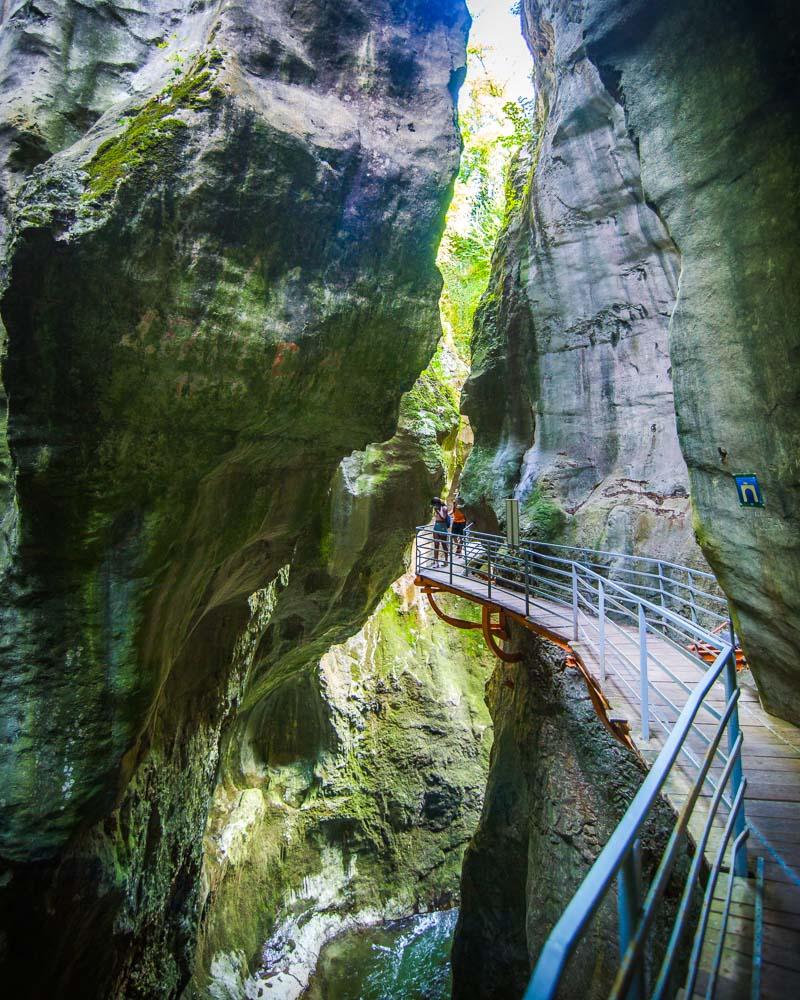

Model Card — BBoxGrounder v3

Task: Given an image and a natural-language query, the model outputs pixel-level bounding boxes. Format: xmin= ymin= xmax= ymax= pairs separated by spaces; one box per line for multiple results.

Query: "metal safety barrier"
xmin=415 ymin=524 xmax=749 ymax=999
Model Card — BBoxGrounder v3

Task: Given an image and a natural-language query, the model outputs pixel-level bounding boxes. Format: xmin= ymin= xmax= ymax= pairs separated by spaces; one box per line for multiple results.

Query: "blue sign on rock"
xmin=734 ymin=474 xmax=765 ymax=508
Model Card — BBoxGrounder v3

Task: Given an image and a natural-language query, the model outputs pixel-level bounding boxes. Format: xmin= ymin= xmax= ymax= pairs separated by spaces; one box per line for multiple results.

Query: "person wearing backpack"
xmin=450 ymin=498 xmax=467 ymax=557
xmin=431 ymin=496 xmax=450 ymax=566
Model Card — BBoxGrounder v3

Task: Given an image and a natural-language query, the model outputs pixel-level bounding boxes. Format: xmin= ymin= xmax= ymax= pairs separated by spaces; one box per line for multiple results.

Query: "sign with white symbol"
xmin=505 ymin=498 xmax=520 ymax=548
xmin=734 ymin=474 xmax=764 ymax=508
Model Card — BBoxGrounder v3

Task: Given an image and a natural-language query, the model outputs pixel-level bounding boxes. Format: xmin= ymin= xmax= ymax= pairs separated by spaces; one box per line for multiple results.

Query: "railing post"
xmin=449 ymin=533 xmax=453 ymax=586
xmin=524 ymin=548 xmax=530 ymax=617
xmin=571 ymin=563 xmax=579 ymax=641
xmin=688 ymin=571 xmax=699 ymax=624
xmin=618 ymin=838 xmax=645 ymax=1000
xmin=725 ymin=618 xmax=748 ymax=877
xmin=638 ymin=603 xmax=650 ymax=741
xmin=657 ymin=561 xmax=667 ymax=624
xmin=487 ymin=546 xmax=492 ymax=602
xmin=598 ymin=580 xmax=606 ymax=682
xmin=752 ymin=856 xmax=765 ymax=999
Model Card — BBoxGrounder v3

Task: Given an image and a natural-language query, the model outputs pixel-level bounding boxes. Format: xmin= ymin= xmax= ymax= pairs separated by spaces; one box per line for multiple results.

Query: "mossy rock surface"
xmin=83 ymin=56 xmax=222 ymax=201
xmin=194 ymin=583 xmax=494 ymax=997
xmin=0 ymin=1 xmax=469 ymax=995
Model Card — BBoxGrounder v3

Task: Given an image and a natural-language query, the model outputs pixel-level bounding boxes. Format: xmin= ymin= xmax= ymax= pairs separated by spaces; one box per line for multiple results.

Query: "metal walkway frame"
xmin=414 ymin=524 xmax=754 ymax=999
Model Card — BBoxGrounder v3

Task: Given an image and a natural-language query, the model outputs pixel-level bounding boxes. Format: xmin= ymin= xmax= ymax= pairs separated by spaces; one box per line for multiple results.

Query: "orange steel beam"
xmin=423 ymin=588 xmax=522 ymax=661
xmin=688 ymin=640 xmax=748 ymax=671
xmin=481 ymin=605 xmax=522 ymax=663
xmin=416 ymin=577 xmax=571 ymax=650
xmin=564 ymin=653 xmax=636 ymax=752
xmin=415 ymin=575 xmax=637 ymax=753
xmin=424 ymin=590 xmax=482 ymax=630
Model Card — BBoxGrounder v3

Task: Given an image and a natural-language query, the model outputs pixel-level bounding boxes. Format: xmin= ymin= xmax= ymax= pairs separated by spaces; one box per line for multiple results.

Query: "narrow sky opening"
xmin=436 ymin=1 xmax=535 ymax=374
xmin=465 ymin=0 xmax=534 ymax=107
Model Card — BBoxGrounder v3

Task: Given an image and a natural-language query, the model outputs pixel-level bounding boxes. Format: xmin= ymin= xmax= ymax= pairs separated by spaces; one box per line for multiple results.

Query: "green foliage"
xmin=437 ymin=47 xmax=535 ymax=363
xmin=522 ymin=486 xmax=565 ymax=541
xmin=400 ymin=346 xmax=460 ymax=454
xmin=438 ymin=193 xmax=503 ymax=360
xmin=500 ymin=97 xmax=537 ymax=148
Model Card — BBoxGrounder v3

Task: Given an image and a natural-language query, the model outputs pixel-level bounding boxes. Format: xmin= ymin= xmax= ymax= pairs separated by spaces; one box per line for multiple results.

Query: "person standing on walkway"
xmin=450 ymin=498 xmax=467 ymax=557
xmin=431 ymin=497 xmax=450 ymax=565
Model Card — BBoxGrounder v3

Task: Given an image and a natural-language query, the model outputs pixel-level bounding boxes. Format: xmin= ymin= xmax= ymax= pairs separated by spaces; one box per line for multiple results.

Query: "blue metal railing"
xmin=525 ymin=648 xmax=745 ymax=1000
xmin=415 ymin=524 xmax=750 ymax=998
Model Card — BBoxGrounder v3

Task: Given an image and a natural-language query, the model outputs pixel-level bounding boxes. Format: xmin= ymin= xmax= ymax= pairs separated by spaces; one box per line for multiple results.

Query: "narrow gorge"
xmin=0 ymin=2 xmax=797 ymax=999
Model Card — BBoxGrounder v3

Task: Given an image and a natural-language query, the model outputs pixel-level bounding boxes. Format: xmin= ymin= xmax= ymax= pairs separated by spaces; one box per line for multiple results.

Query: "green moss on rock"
xmin=194 ymin=582 xmax=494 ymax=996
xmin=521 ymin=484 xmax=565 ymax=541
xmin=400 ymin=349 xmax=459 ymax=439
xmin=83 ymin=57 xmax=220 ymax=200
xmin=0 ymin=2 xmax=469 ymax=994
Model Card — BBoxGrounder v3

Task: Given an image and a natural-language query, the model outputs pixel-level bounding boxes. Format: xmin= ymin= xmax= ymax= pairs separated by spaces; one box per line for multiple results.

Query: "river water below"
xmin=302 ymin=909 xmax=458 ymax=1000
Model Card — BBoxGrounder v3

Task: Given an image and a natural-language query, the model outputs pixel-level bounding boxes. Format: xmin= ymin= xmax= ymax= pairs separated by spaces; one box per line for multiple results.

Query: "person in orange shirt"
xmin=450 ymin=498 xmax=467 ymax=557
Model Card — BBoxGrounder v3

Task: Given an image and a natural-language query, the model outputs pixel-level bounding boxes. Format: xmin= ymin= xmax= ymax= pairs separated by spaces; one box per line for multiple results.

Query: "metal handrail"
xmin=526 ymin=651 xmax=747 ymax=1000
xmin=466 ymin=528 xmax=719 ymax=582
xmin=414 ymin=524 xmax=748 ymax=998
xmin=447 ymin=526 xmax=729 ymax=631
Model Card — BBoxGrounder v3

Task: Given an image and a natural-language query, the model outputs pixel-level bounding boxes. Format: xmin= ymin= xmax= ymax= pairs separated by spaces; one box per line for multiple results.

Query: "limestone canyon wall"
xmin=194 ymin=582 xmax=493 ymax=998
xmin=460 ymin=0 xmax=696 ymax=562
xmin=452 ymin=1 xmax=799 ymax=994
xmin=579 ymin=0 xmax=800 ymax=722
xmin=461 ymin=0 xmax=800 ymax=719
xmin=0 ymin=2 xmax=469 ymax=996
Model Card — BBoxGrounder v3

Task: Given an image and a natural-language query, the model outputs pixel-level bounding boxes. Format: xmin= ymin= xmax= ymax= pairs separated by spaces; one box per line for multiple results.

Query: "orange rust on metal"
xmin=415 ymin=577 xmax=572 ymax=650
xmin=481 ymin=605 xmax=522 ymax=663
xmin=415 ymin=574 xmax=637 ymax=752
xmin=424 ymin=590 xmax=482 ymax=630
xmin=687 ymin=640 xmax=748 ymax=671
xmin=565 ymin=650 xmax=637 ymax=752
xmin=492 ymin=608 xmax=513 ymax=642
xmin=701 ymin=624 xmax=749 ymax=670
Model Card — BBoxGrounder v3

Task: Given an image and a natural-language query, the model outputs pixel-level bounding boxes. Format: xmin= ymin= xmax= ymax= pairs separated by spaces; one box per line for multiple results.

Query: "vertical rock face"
xmin=462 ymin=0 xmax=800 ymax=717
xmin=0 ymin=1 xmax=468 ymax=995
xmin=577 ymin=0 xmax=800 ymax=722
xmin=453 ymin=0 xmax=799 ymax=993
xmin=451 ymin=632 xmax=687 ymax=999
xmin=460 ymin=0 xmax=697 ymax=561
xmin=194 ymin=582 xmax=493 ymax=998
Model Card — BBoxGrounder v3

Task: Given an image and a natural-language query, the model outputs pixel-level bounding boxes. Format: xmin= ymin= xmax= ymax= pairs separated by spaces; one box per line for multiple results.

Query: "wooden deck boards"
xmin=418 ymin=566 xmax=800 ymax=998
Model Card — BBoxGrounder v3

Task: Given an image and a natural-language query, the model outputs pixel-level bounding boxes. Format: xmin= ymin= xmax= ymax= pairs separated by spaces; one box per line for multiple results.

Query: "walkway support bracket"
xmin=422 ymin=588 xmax=482 ymax=631
xmin=482 ymin=605 xmax=521 ymax=663
xmin=419 ymin=580 xmax=522 ymax=663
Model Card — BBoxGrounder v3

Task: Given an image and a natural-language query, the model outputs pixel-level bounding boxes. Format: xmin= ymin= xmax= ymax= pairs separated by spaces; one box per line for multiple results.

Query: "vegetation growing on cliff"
xmin=522 ymin=484 xmax=565 ymax=540
xmin=195 ymin=585 xmax=494 ymax=996
xmin=401 ymin=349 xmax=460 ymax=442
xmin=437 ymin=45 xmax=536 ymax=362
xmin=83 ymin=52 xmax=222 ymax=200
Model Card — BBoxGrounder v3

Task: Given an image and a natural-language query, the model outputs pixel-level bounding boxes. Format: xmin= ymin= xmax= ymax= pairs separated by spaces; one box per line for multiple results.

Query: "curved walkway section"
xmin=414 ymin=526 xmax=800 ymax=999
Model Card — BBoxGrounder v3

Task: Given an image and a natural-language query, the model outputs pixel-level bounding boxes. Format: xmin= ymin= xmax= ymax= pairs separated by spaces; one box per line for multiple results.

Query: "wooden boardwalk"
xmin=418 ymin=565 xmax=800 ymax=999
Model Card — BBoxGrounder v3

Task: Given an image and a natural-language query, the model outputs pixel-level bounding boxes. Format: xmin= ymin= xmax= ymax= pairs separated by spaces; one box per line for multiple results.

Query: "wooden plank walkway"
xmin=418 ymin=565 xmax=800 ymax=998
